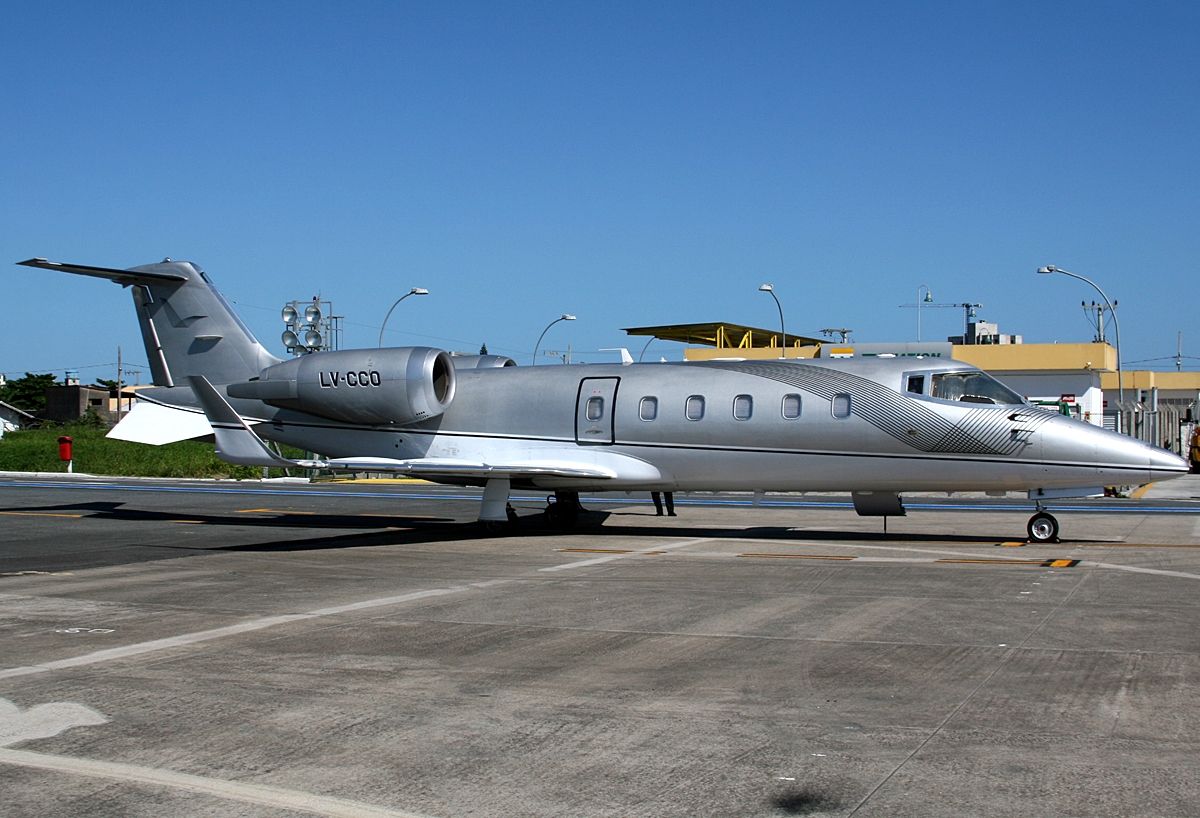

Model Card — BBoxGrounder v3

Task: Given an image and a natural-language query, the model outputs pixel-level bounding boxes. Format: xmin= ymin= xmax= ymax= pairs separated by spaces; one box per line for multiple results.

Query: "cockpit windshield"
xmin=930 ymin=371 xmax=1025 ymax=406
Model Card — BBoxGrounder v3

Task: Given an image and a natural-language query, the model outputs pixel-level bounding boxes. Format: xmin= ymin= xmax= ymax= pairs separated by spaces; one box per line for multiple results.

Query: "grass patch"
xmin=0 ymin=424 xmax=306 ymax=479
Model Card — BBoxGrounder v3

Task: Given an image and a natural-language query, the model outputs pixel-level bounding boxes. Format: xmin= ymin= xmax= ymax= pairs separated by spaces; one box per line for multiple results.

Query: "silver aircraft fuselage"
xmin=219 ymin=356 xmax=1185 ymax=494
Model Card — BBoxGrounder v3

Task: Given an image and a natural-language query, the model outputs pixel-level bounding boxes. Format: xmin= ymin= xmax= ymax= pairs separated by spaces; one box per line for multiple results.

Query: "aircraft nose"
xmin=1148 ymin=445 xmax=1190 ymax=480
xmin=1081 ymin=420 xmax=1189 ymax=485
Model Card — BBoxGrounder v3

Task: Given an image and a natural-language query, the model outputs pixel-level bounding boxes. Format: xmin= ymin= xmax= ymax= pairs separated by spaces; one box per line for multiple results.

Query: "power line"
xmin=1 ymin=362 xmax=148 ymax=378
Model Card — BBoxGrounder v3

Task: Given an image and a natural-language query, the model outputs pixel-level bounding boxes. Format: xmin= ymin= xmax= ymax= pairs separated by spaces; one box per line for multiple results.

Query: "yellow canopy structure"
xmin=622 ymin=322 xmax=822 ymax=350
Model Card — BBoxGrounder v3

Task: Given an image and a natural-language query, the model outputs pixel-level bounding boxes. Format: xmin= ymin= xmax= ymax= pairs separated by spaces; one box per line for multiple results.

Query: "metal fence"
xmin=1105 ymin=393 xmax=1197 ymax=455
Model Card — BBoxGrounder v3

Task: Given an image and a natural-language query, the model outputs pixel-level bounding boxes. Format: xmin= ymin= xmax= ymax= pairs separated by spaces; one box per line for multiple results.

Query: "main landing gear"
xmin=478 ymin=478 xmax=519 ymax=536
xmin=1027 ymin=504 xmax=1060 ymax=543
xmin=543 ymin=491 xmax=584 ymax=530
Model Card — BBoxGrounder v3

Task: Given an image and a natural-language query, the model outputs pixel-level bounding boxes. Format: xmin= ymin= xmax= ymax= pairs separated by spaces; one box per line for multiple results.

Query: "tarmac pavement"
xmin=2 ymin=474 xmax=1199 ymax=817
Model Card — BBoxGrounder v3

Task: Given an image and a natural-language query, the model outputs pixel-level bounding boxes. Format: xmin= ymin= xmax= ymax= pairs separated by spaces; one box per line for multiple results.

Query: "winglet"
xmin=187 ymin=375 xmax=295 ymax=468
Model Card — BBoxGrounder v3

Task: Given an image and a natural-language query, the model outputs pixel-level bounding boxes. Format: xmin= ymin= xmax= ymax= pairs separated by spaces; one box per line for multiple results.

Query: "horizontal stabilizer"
xmin=107 ymin=400 xmax=215 ymax=445
xmin=18 ymin=258 xmax=187 ymax=284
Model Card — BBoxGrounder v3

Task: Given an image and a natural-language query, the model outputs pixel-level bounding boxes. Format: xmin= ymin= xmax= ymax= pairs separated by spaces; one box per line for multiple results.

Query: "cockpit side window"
xmin=906 ymin=375 xmax=925 ymax=395
xmin=930 ymin=371 xmax=1024 ymax=405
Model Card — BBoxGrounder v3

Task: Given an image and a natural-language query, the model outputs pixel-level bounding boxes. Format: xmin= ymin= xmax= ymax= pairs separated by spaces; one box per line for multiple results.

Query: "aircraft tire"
xmin=1027 ymin=512 xmax=1060 ymax=543
xmin=481 ymin=519 xmax=510 ymax=536
xmin=543 ymin=502 xmax=579 ymax=530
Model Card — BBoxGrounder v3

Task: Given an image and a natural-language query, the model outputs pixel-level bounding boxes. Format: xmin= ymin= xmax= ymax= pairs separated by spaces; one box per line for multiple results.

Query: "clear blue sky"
xmin=3 ymin=2 xmax=1197 ymax=380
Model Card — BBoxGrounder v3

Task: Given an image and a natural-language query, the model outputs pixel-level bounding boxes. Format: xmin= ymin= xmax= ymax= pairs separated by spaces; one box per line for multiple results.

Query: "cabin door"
xmin=575 ymin=378 xmax=620 ymax=445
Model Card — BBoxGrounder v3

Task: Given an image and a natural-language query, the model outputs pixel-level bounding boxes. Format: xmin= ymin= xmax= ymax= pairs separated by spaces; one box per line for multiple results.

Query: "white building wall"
xmin=989 ymin=371 xmax=1104 ymax=426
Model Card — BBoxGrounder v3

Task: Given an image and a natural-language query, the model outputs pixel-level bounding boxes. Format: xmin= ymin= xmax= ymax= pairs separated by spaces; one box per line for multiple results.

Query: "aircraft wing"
xmin=187 ymin=375 xmax=617 ymax=480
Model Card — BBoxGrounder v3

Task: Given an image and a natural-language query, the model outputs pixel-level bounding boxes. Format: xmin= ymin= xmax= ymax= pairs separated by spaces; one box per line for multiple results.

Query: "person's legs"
xmin=665 ymin=492 xmax=675 ymax=516
xmin=651 ymin=492 xmax=663 ymax=515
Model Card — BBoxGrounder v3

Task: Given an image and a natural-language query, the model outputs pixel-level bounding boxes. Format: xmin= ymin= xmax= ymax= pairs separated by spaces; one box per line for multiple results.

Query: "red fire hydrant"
xmin=58 ymin=435 xmax=73 ymax=473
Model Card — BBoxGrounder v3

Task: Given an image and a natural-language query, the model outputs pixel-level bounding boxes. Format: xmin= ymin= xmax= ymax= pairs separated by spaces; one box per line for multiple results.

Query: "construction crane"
xmin=900 ymin=301 xmax=983 ymax=339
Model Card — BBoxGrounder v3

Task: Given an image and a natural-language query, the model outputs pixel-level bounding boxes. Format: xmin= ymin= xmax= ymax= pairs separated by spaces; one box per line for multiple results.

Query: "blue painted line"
xmin=0 ymin=480 xmax=490 ymax=502
xmin=1 ymin=480 xmax=1197 ymax=513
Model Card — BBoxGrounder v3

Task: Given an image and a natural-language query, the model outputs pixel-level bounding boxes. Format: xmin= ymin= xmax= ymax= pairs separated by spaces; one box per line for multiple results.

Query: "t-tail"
xmin=18 ymin=258 xmax=280 ymax=386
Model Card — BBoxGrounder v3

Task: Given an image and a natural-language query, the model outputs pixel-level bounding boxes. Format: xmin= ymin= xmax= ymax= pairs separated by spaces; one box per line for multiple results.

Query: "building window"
xmin=686 ymin=395 xmax=705 ymax=421
xmin=906 ymin=375 xmax=925 ymax=395
xmin=733 ymin=395 xmax=753 ymax=420
xmin=782 ymin=394 xmax=802 ymax=419
xmin=832 ymin=393 xmax=851 ymax=418
xmin=585 ymin=396 xmax=604 ymax=421
xmin=639 ymin=397 xmax=658 ymax=421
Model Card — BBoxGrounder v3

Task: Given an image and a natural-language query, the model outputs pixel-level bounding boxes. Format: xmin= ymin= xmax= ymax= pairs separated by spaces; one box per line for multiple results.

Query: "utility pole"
xmin=116 ymin=345 xmax=123 ymax=421
xmin=1081 ymin=300 xmax=1117 ymax=343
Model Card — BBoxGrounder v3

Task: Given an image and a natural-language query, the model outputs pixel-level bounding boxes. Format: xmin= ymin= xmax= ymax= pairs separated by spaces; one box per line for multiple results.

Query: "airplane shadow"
xmin=1 ymin=501 xmax=1063 ymax=553
xmin=0 ymin=500 xmax=455 ymax=531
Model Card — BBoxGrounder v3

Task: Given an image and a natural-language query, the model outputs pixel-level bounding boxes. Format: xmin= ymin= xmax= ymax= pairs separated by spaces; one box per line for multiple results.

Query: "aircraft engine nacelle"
xmin=227 ymin=347 xmax=455 ymax=425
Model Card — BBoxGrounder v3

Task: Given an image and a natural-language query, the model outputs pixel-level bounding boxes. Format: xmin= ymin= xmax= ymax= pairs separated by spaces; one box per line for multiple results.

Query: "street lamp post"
xmin=378 ymin=288 xmax=429 ymax=348
xmin=533 ymin=314 xmax=576 ymax=365
xmin=759 ymin=284 xmax=786 ymax=359
xmin=1037 ymin=265 xmax=1123 ymax=407
xmin=917 ymin=284 xmax=933 ymax=341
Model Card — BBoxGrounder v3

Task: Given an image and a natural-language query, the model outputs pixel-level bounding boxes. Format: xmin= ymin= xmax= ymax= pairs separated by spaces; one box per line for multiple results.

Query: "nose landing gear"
xmin=1027 ymin=505 xmax=1060 ymax=543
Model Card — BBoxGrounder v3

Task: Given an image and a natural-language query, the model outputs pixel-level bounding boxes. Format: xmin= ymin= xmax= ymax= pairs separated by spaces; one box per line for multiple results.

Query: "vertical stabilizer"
xmin=18 ymin=258 xmax=281 ymax=386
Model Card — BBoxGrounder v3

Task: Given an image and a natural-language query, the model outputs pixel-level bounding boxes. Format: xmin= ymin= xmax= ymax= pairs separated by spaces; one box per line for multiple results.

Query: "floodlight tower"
xmin=282 ymin=298 xmax=343 ymax=355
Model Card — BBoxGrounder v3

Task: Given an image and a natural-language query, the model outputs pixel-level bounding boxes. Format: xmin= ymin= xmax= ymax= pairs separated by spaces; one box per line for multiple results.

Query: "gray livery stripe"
xmin=699 ymin=361 xmax=1055 ymax=456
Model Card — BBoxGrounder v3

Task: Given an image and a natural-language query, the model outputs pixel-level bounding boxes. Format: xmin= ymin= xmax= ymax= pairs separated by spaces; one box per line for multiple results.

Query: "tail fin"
xmin=19 ymin=258 xmax=281 ymax=386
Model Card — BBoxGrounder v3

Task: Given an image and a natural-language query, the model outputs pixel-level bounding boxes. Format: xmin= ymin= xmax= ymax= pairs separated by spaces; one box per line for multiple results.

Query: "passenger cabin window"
xmin=782 ymin=394 xmax=802 ymax=419
xmin=685 ymin=395 xmax=705 ymax=421
xmin=832 ymin=393 xmax=852 ymax=419
xmin=931 ymin=372 xmax=1024 ymax=405
xmin=639 ymin=397 xmax=658 ymax=421
xmin=733 ymin=395 xmax=753 ymax=420
xmin=585 ymin=396 xmax=604 ymax=421
xmin=906 ymin=375 xmax=925 ymax=395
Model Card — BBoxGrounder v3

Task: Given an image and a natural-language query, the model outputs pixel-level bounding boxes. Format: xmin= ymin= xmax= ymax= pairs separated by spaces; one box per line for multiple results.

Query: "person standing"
xmin=651 ymin=491 xmax=676 ymax=516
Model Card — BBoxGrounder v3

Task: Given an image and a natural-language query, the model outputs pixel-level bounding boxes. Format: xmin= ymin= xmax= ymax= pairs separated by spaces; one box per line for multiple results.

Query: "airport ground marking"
xmin=738 ymin=553 xmax=856 ymax=561
xmin=0 ymin=748 xmax=435 ymax=818
xmin=1083 ymin=562 xmax=1200 ymax=581
xmin=237 ymin=508 xmax=317 ymax=514
xmin=560 ymin=548 xmax=634 ymax=554
xmin=558 ymin=548 xmax=667 ymax=555
xmin=539 ymin=538 xmax=712 ymax=572
xmin=0 ymin=581 xmax=512 ymax=680
xmin=935 ymin=558 xmax=1079 ymax=568
xmin=1130 ymin=482 xmax=1156 ymax=499
xmin=734 ymin=553 xmax=1078 ymax=567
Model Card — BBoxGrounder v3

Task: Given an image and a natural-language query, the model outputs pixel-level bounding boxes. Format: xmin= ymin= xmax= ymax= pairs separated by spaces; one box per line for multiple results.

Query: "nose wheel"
xmin=1027 ymin=511 xmax=1060 ymax=543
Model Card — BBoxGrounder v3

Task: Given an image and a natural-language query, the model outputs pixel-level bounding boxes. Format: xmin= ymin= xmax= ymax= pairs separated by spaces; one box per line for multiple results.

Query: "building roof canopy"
xmin=622 ymin=322 xmax=822 ymax=349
